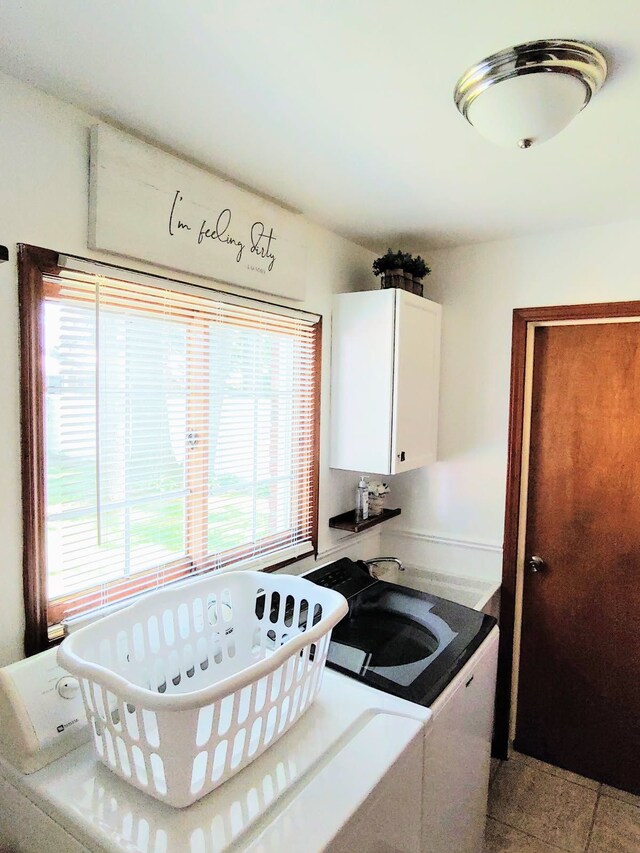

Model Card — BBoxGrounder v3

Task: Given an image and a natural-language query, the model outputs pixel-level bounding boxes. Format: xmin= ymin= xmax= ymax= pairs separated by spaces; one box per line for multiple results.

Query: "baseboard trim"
xmin=381 ymin=526 xmax=503 ymax=584
xmin=386 ymin=527 xmax=503 ymax=553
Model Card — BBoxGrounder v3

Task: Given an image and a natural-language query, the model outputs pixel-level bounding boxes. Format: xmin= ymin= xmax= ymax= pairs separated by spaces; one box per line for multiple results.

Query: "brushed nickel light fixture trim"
xmin=454 ymin=39 xmax=607 ymax=149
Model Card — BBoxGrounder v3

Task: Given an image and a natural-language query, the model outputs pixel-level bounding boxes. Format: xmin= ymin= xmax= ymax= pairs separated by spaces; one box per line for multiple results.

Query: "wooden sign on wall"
xmin=89 ymin=126 xmax=307 ymax=301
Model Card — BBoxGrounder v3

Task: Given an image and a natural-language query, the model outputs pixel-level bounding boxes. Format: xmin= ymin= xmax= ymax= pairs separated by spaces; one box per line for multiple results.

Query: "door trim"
xmin=494 ymin=300 xmax=640 ymax=758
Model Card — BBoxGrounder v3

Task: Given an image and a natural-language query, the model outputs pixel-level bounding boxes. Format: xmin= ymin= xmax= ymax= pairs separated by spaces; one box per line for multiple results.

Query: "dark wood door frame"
xmin=494 ymin=299 xmax=640 ymax=759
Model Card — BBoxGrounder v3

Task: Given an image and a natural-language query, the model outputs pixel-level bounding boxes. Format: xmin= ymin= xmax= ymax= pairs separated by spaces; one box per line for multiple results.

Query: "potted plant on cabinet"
xmin=402 ymin=254 xmax=431 ymax=296
xmin=372 ymin=249 xmax=431 ymax=296
xmin=372 ymin=249 xmax=407 ymax=290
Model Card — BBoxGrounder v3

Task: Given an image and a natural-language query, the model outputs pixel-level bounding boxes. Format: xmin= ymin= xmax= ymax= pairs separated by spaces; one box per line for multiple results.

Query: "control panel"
xmin=0 ymin=647 xmax=89 ymax=774
xmin=305 ymin=558 xmax=377 ymax=600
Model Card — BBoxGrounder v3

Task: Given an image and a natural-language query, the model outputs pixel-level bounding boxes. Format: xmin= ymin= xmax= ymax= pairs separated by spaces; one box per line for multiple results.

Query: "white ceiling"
xmin=1 ymin=1 xmax=638 ymax=250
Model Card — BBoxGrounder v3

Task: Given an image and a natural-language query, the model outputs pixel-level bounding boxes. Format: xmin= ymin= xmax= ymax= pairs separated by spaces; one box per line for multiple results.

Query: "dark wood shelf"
xmin=328 ymin=507 xmax=401 ymax=533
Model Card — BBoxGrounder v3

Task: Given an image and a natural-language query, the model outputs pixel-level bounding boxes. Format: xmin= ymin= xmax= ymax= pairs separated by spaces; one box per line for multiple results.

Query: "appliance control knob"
xmin=56 ymin=676 xmax=80 ymax=700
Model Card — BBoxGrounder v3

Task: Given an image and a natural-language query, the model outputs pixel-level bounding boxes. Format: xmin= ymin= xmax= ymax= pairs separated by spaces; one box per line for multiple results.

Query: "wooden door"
xmin=515 ymin=321 xmax=640 ymax=792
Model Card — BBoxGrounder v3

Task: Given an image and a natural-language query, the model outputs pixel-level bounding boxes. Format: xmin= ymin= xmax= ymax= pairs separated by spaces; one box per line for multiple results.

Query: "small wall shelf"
xmin=328 ymin=507 xmax=401 ymax=533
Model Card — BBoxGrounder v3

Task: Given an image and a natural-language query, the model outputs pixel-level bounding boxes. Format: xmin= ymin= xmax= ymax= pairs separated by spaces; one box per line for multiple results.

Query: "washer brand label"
xmin=56 ymin=718 xmax=79 ymax=734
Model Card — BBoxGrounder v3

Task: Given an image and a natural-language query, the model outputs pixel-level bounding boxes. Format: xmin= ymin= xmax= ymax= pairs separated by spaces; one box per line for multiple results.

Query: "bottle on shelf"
xmin=355 ymin=474 xmax=369 ymax=522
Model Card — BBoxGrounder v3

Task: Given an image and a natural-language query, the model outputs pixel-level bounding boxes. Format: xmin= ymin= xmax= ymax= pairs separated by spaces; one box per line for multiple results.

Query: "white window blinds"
xmin=42 ymin=270 xmax=320 ymax=630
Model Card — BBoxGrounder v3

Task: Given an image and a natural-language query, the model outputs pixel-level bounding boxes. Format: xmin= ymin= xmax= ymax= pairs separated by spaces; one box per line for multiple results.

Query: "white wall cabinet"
xmin=330 ymin=289 xmax=441 ymax=475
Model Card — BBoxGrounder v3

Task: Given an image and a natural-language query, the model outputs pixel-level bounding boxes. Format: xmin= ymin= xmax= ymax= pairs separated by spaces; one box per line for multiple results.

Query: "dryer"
xmin=0 ymin=650 xmax=430 ymax=853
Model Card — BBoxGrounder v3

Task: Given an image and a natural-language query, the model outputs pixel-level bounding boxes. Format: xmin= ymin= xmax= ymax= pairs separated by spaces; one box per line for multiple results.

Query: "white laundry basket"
xmin=58 ymin=570 xmax=347 ymax=807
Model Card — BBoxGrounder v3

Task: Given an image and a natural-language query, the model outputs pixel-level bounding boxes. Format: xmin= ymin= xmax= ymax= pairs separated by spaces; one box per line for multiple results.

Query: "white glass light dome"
xmin=454 ymin=40 xmax=607 ymax=149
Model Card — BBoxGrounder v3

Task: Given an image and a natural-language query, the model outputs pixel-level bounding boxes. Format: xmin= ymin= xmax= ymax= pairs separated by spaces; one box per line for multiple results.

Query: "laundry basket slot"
xmin=58 ymin=570 xmax=347 ymax=807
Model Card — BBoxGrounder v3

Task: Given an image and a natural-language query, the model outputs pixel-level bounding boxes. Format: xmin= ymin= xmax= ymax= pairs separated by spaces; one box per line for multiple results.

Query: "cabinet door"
xmin=329 ymin=290 xmax=396 ymax=474
xmin=391 ymin=291 xmax=441 ymax=474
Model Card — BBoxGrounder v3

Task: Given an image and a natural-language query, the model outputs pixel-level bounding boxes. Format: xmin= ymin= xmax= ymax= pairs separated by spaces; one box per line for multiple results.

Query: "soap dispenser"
xmin=355 ymin=475 xmax=369 ymax=522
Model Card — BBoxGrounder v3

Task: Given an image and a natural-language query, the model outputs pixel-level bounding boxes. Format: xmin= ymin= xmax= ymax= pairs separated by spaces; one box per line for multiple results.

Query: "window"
xmin=19 ymin=246 xmax=320 ymax=653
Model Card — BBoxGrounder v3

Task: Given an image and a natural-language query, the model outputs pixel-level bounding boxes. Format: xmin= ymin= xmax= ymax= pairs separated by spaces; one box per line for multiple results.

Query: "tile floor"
xmin=485 ymin=750 xmax=640 ymax=852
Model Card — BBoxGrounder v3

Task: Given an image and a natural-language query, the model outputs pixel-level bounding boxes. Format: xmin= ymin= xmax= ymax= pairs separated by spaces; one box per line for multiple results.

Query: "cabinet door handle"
xmin=397 ymin=451 xmax=406 ymax=461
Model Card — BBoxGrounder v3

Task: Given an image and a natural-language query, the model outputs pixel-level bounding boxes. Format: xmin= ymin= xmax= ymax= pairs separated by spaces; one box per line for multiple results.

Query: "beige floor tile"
xmin=511 ymin=751 xmax=600 ymax=791
xmin=485 ymin=818 xmax=567 ymax=852
xmin=490 ymin=757 xmax=502 ymax=783
xmin=488 ymin=759 xmax=598 ymax=852
xmin=600 ymin=784 xmax=640 ymax=808
xmin=588 ymin=795 xmax=640 ymax=852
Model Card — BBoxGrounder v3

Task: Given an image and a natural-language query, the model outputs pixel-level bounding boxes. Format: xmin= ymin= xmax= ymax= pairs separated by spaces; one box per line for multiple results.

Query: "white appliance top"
xmin=0 ymin=670 xmax=430 ymax=853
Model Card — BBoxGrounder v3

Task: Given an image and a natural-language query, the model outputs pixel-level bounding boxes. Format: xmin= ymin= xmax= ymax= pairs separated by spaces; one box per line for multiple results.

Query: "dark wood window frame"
xmin=495 ymin=299 xmax=640 ymax=758
xmin=19 ymin=244 xmax=321 ymax=656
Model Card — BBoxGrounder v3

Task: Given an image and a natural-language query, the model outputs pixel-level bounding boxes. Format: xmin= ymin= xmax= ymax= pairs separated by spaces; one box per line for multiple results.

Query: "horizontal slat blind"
xmin=42 ymin=273 xmax=319 ymax=630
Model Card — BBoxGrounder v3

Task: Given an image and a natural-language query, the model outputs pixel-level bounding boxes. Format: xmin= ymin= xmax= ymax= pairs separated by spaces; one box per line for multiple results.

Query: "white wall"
xmin=384 ymin=219 xmax=640 ymax=581
xmin=0 ymin=72 xmax=378 ymax=665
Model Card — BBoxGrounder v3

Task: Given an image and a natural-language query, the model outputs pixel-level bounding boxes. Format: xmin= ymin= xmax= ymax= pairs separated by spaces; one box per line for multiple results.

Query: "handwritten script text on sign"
xmin=168 ymin=190 xmax=277 ymax=271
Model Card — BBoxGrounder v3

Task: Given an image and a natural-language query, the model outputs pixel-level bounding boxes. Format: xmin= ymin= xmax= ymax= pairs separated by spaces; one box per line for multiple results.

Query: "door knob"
xmin=527 ymin=555 xmax=546 ymax=573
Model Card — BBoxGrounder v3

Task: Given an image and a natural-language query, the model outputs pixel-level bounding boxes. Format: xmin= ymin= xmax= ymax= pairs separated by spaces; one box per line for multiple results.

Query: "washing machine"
xmin=0 ymin=648 xmax=430 ymax=853
xmin=305 ymin=558 xmax=499 ymax=853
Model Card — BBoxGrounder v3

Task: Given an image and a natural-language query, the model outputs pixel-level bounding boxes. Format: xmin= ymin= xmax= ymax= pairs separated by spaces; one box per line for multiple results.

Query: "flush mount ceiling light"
xmin=454 ymin=39 xmax=607 ymax=149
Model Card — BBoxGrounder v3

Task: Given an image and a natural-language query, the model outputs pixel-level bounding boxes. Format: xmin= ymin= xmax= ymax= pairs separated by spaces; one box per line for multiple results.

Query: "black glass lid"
xmin=306 ymin=559 xmax=496 ymax=706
